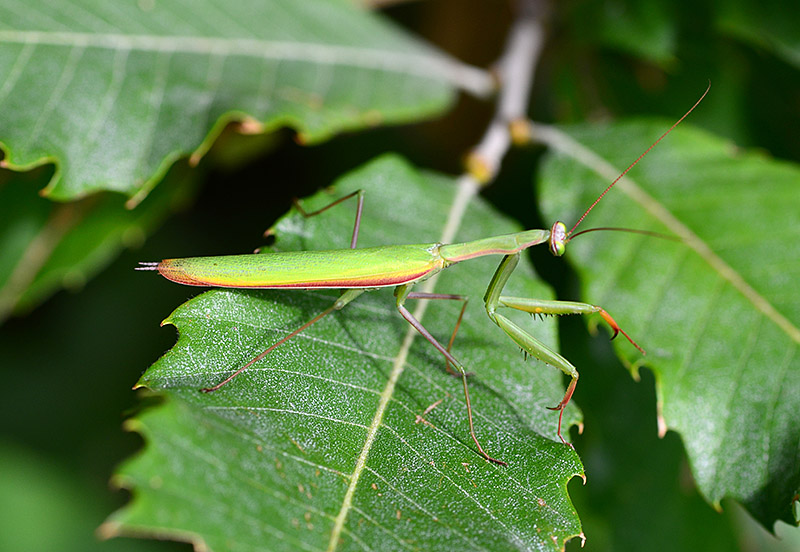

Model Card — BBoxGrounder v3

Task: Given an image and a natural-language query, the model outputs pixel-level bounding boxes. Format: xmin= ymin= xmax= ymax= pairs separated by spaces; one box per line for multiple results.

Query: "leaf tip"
xmin=236 ymin=118 xmax=265 ymax=135
xmin=188 ymin=152 xmax=202 ymax=167
xmin=159 ymin=316 xmax=175 ymax=328
xmin=122 ymin=417 xmax=144 ymax=433
xmin=657 ymin=399 xmax=667 ymax=438
xmin=96 ymin=520 xmax=121 ymax=541
xmin=125 ymin=189 xmax=148 ymax=210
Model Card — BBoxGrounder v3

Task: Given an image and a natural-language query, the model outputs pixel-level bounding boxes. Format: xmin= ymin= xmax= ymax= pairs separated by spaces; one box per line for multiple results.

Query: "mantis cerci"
xmin=138 ymin=88 xmax=708 ymax=465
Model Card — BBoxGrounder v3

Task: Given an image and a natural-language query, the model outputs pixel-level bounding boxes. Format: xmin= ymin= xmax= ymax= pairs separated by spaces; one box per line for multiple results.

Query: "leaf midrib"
xmin=327 ymin=179 xmax=481 ymax=551
xmin=0 ymin=30 xmax=491 ymax=94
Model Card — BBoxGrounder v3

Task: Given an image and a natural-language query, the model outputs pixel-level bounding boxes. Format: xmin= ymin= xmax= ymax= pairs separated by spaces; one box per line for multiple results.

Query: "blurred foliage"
xmin=0 ymin=0 xmax=798 ymax=550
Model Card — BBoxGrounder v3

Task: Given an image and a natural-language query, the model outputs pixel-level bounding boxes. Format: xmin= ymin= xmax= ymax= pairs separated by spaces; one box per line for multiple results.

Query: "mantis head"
xmin=548 ymin=221 xmax=567 ymax=257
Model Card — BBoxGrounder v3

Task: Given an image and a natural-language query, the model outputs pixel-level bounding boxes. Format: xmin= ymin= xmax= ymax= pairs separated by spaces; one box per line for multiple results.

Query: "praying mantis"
xmin=138 ymin=88 xmax=708 ymax=466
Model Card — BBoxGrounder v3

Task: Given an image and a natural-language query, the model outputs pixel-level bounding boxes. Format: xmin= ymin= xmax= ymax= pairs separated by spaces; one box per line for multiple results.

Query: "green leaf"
xmin=107 ymin=156 xmax=585 ymax=550
xmin=0 ymin=0 xmax=486 ymax=202
xmin=537 ymin=121 xmax=800 ymax=529
xmin=0 ymin=164 xmax=195 ymax=323
xmin=570 ymin=0 xmax=676 ymax=65
xmin=715 ymin=0 xmax=800 ymax=69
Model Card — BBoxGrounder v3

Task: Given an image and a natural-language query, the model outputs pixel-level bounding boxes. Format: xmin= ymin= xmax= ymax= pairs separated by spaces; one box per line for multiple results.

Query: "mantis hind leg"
xmin=202 ymin=288 xmax=365 ymax=392
xmin=293 ymin=189 xmax=365 ymax=249
xmin=484 ymin=254 xmax=643 ymax=445
xmin=396 ymin=285 xmax=506 ymax=466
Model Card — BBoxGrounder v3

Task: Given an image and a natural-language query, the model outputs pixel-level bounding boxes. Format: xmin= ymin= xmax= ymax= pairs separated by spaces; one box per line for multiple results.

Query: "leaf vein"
xmin=348 ymin=506 xmax=417 ymax=551
xmin=84 ymin=46 xmax=130 ymax=149
xmin=712 ymin=307 xmax=763 ymax=495
xmin=23 ymin=44 xmax=86 ymax=148
xmin=0 ymin=41 xmax=35 ymax=107
xmin=764 ymin=343 xmax=798 ymax=486
xmin=134 ymin=49 xmax=172 ymax=185
xmin=675 ymin=276 xmax=724 ymax=383
xmin=362 ymin=467 xmax=487 ymax=549
xmin=164 ymin=432 xmax=328 ymax=552
xmin=204 ymin=409 xmax=352 ymax=479
xmin=0 ymin=30 xmax=492 ymax=94
xmin=205 ymin=405 xmax=370 ymax=430
xmin=637 ymin=246 xmax=690 ymax=338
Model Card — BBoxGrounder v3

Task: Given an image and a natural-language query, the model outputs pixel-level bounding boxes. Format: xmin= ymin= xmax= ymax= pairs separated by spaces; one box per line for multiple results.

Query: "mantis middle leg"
xmin=396 ymin=284 xmax=506 ymax=466
xmin=483 ymin=254 xmax=643 ymax=444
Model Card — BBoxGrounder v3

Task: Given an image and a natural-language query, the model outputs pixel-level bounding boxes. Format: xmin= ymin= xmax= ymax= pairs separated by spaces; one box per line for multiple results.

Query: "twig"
xmin=412 ymin=0 xmax=548 ymax=313
xmin=443 ymin=0 xmax=548 ymax=245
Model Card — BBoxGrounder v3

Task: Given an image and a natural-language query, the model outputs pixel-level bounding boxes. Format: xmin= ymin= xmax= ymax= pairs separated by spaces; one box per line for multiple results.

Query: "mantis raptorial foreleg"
xmin=396 ymin=284 xmax=506 ymax=465
xmin=483 ymin=254 xmax=643 ymax=444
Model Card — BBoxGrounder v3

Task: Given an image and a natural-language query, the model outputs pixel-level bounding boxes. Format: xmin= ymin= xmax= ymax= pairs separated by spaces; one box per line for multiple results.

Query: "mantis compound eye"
xmin=549 ymin=221 xmax=567 ymax=257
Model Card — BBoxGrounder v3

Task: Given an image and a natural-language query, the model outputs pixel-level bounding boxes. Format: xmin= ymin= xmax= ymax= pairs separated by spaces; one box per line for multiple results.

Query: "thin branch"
xmin=446 ymin=0 xmax=548 ymax=244
xmin=421 ymin=0 xmax=548 ymax=286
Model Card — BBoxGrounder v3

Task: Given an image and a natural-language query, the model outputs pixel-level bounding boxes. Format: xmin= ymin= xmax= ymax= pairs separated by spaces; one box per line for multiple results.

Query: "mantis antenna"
xmin=567 ymin=82 xmax=711 ymax=239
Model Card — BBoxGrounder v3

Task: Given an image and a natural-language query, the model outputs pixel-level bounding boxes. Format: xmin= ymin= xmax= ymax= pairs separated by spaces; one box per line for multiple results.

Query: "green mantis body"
xmin=139 ymin=88 xmax=707 ymax=465
xmin=138 ymin=195 xmax=639 ymax=465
